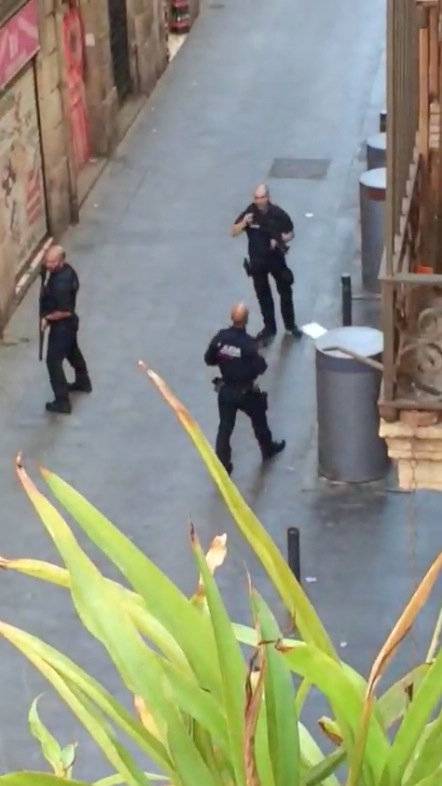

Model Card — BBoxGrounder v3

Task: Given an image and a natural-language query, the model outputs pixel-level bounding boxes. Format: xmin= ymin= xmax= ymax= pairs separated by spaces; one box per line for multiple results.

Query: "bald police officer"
xmin=40 ymin=245 xmax=91 ymax=414
xmin=205 ymin=303 xmax=285 ymax=473
xmin=231 ymin=184 xmax=302 ymax=345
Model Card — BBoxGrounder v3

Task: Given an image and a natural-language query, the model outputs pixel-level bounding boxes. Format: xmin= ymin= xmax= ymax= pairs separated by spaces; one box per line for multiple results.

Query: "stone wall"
xmin=380 ymin=410 xmax=442 ymax=491
xmin=127 ymin=0 xmax=168 ymax=95
xmin=36 ymin=0 xmax=71 ymax=236
xmin=79 ymin=0 xmax=118 ymax=157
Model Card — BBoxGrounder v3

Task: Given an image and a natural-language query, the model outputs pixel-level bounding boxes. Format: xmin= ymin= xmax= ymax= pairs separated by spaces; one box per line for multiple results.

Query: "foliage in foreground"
xmin=0 ymin=363 xmax=440 ymax=786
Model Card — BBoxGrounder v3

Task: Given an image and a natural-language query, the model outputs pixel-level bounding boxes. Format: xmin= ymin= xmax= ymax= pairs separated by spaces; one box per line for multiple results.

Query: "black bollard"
xmin=287 ymin=527 xmax=301 ymax=583
xmin=341 ymin=274 xmax=352 ymax=326
xmin=379 ymin=110 xmax=387 ymax=133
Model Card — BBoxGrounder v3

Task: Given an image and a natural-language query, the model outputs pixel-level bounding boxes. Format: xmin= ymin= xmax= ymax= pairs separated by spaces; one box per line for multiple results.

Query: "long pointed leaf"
xmin=191 ymin=527 xmax=247 ymax=786
xmin=0 ymin=620 xmax=171 ymax=773
xmin=0 ymin=556 xmax=192 ymax=676
xmin=252 ymin=590 xmax=300 ymax=786
xmin=140 ymin=364 xmax=337 ymax=660
xmin=405 ymin=714 xmax=442 ymax=786
xmin=17 ymin=462 xmax=220 ymax=786
xmin=0 ymin=775 xmax=91 ymax=786
xmin=3 ymin=644 xmax=151 ymax=786
xmin=41 ymin=467 xmax=220 ymax=695
xmin=281 ymin=642 xmax=389 ymax=785
xmin=298 ymin=724 xmax=342 ymax=786
xmin=380 ymin=649 xmax=442 ymax=786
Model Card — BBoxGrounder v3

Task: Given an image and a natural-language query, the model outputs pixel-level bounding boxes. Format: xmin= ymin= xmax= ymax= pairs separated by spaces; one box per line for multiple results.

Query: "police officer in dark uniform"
xmin=40 ymin=244 xmax=91 ymax=414
xmin=231 ymin=184 xmax=302 ymax=345
xmin=204 ymin=302 xmax=285 ymax=473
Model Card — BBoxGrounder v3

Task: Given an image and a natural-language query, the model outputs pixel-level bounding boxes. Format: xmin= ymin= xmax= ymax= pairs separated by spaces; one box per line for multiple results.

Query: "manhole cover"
xmin=269 ymin=158 xmax=330 ymax=180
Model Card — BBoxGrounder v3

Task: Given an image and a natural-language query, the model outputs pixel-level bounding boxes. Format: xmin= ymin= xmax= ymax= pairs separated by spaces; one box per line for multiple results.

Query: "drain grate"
xmin=208 ymin=3 xmax=225 ymax=7
xmin=269 ymin=158 xmax=330 ymax=180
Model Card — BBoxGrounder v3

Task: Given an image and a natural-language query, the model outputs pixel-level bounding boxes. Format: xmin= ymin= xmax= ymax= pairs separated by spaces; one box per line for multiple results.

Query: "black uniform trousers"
xmin=252 ymin=254 xmax=295 ymax=333
xmin=47 ymin=317 xmax=89 ymax=402
xmin=216 ymin=384 xmax=273 ymax=469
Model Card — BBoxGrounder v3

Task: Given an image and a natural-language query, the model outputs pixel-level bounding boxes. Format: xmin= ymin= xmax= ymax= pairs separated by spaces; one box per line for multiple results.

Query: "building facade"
xmin=0 ymin=0 xmax=198 ymax=333
xmin=380 ymin=0 xmax=442 ymax=489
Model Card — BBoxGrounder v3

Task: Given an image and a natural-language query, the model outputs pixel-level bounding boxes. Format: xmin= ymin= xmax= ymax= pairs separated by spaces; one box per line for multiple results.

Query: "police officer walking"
xmin=204 ymin=302 xmax=285 ymax=473
xmin=40 ymin=244 xmax=92 ymax=414
xmin=231 ymin=184 xmax=302 ymax=345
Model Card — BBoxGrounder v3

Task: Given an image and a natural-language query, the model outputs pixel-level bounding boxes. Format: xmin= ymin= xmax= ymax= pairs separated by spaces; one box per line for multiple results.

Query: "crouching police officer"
xmin=40 ymin=245 xmax=92 ymax=414
xmin=204 ymin=302 xmax=285 ymax=474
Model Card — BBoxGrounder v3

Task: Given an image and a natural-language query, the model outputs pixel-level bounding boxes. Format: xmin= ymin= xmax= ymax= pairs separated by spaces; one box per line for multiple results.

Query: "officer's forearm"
xmin=46 ymin=310 xmax=72 ymax=322
xmin=231 ymin=221 xmax=246 ymax=238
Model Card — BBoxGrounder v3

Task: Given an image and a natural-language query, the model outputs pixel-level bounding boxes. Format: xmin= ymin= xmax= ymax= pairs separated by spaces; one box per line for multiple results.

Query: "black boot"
xmin=262 ymin=440 xmax=286 ymax=460
xmin=255 ymin=327 xmax=276 ymax=347
xmin=69 ymin=378 xmax=92 ymax=393
xmin=46 ymin=399 xmax=71 ymax=414
xmin=287 ymin=325 xmax=303 ymax=339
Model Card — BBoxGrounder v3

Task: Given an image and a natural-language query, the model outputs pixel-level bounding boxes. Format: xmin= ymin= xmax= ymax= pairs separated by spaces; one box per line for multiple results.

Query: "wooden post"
xmin=381 ymin=279 xmax=396 ymax=403
xmin=54 ymin=0 xmax=80 ymax=225
xmin=429 ymin=5 xmax=439 ymax=99
xmin=419 ymin=26 xmax=430 ymax=161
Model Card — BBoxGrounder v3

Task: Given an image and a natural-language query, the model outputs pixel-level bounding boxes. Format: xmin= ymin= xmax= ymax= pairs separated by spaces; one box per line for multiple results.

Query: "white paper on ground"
xmin=302 ymin=322 xmax=327 ymax=339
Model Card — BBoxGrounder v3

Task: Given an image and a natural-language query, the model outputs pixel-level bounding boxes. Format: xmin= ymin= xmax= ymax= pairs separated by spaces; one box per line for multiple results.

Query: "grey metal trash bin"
xmin=366 ymin=132 xmax=386 ymax=170
xmin=316 ymin=327 xmax=389 ymax=482
xmin=359 ymin=167 xmax=386 ymax=293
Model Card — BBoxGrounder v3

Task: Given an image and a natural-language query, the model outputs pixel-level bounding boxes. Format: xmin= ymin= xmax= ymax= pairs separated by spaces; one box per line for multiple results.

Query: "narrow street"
xmin=0 ymin=0 xmax=440 ymax=777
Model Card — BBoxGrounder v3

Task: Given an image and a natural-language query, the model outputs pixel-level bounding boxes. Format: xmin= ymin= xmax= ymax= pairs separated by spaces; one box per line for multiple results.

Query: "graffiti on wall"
xmin=0 ymin=66 xmax=47 ymax=276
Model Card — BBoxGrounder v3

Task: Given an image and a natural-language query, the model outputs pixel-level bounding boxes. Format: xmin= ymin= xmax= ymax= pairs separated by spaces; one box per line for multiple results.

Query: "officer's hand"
xmin=243 ymin=213 xmax=254 ymax=227
xmin=270 ymin=239 xmax=278 ymax=249
xmin=41 ymin=317 xmax=48 ymax=332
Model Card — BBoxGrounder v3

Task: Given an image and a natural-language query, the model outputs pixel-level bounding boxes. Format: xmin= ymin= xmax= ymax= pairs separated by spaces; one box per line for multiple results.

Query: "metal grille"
xmin=268 ymin=158 xmax=330 ymax=180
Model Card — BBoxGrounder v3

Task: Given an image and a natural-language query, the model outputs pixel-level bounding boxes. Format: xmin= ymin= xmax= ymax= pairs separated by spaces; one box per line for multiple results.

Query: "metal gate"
xmin=108 ymin=0 xmax=131 ymax=101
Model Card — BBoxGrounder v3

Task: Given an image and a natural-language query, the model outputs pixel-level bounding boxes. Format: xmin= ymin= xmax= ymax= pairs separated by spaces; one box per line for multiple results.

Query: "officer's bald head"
xmin=231 ymin=302 xmax=249 ymax=328
xmin=253 ymin=183 xmax=270 ymax=210
xmin=45 ymin=245 xmax=66 ymax=271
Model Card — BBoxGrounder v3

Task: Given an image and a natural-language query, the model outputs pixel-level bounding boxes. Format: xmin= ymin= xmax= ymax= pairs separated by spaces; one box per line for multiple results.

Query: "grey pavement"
xmin=0 ymin=0 xmax=441 ymax=778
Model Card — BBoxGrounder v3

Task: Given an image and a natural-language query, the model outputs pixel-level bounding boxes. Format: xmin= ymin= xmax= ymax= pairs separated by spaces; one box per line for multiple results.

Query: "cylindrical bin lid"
xmin=366 ymin=132 xmax=386 ymax=170
xmin=359 ymin=167 xmax=386 ymax=293
xmin=315 ymin=326 xmax=389 ymax=482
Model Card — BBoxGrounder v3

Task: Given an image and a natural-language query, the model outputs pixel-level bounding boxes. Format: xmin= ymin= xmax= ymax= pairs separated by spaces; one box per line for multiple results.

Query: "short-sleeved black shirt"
xmin=41 ymin=263 xmax=79 ymax=318
xmin=204 ymin=326 xmax=267 ymax=384
xmin=235 ymin=202 xmax=294 ymax=263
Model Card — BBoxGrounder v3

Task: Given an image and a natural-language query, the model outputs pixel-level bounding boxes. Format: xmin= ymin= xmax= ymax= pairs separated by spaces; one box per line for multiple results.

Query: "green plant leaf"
xmin=28 ymin=696 xmax=64 ymax=776
xmin=380 ymin=649 xmax=442 ymax=786
xmin=17 ymin=464 xmax=221 ymax=786
xmin=281 ymin=642 xmax=389 ymax=786
xmin=60 ymin=743 xmax=77 ymax=774
xmin=402 ymin=711 xmax=442 ymax=785
xmin=0 ymin=775 xmax=91 ymax=786
xmin=252 ymin=590 xmax=300 ymax=786
xmin=141 ymin=364 xmax=337 ymax=660
xmin=298 ymin=723 xmax=343 ymax=786
xmin=376 ymin=664 xmax=429 ymax=730
xmin=94 ymin=776 xmax=170 ymax=786
xmin=191 ymin=527 xmax=246 ymax=786
xmin=0 ymin=620 xmax=171 ymax=773
xmin=0 ymin=556 xmax=192 ymax=677
xmin=254 ymin=697 xmax=276 ymax=786
xmin=41 ymin=468 xmax=220 ymax=696
xmin=409 ymin=771 xmax=442 ymax=786
xmin=4 ymin=642 xmax=151 ymax=786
